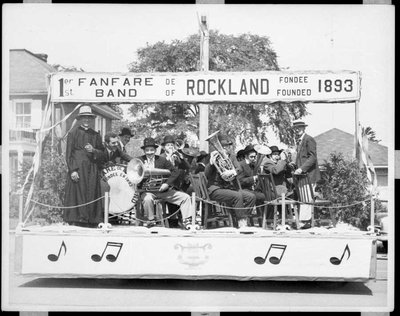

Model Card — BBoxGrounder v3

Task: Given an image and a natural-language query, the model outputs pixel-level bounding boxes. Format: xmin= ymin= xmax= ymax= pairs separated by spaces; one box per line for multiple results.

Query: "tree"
xmin=127 ymin=30 xmax=307 ymax=147
xmin=318 ymin=153 xmax=383 ymax=230
xmin=362 ymin=126 xmax=381 ymax=143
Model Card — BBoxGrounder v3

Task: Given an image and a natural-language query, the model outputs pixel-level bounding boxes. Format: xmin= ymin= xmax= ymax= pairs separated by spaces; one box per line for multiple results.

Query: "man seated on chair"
xmin=137 ymin=137 xmax=193 ymax=229
xmin=205 ymin=134 xmax=256 ymax=228
xmin=262 ymin=145 xmax=292 ymax=197
xmin=237 ymin=144 xmax=266 ymax=206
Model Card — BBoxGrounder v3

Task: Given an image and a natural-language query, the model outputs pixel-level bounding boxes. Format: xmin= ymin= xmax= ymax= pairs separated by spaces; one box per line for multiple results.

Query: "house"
xmin=314 ymin=128 xmax=388 ymax=200
xmin=9 ymin=49 xmax=122 ymax=186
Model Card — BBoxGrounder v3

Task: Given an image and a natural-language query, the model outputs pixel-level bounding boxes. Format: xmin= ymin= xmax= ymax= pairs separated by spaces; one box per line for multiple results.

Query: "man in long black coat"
xmin=63 ymin=105 xmax=104 ymax=227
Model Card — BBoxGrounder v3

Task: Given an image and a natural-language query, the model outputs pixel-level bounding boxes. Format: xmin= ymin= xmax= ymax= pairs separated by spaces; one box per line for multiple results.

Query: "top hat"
xmin=242 ymin=144 xmax=257 ymax=155
xmin=161 ymin=135 xmax=175 ymax=146
xmin=119 ymin=127 xmax=134 ymax=137
xmin=218 ymin=135 xmax=233 ymax=146
xmin=269 ymin=145 xmax=283 ymax=154
xmin=77 ymin=105 xmax=96 ymax=118
xmin=292 ymin=119 xmax=308 ymax=128
xmin=141 ymin=137 xmax=159 ymax=149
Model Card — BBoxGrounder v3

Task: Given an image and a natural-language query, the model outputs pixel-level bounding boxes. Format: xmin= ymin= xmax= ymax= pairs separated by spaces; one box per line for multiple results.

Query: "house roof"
xmin=314 ymin=128 xmax=388 ymax=167
xmin=10 ymin=49 xmax=56 ymax=95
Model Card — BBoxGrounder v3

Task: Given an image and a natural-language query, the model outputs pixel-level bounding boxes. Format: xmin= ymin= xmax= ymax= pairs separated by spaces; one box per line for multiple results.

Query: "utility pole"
xmin=198 ymin=14 xmax=209 ymax=152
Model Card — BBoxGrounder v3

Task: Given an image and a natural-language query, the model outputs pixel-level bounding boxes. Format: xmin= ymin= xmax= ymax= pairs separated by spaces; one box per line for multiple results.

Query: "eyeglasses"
xmin=248 ymin=155 xmax=257 ymax=159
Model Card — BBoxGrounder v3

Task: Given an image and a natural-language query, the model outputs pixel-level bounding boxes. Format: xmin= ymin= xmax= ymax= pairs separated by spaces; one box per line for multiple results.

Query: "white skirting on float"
xmin=14 ymin=225 xmax=377 ymax=282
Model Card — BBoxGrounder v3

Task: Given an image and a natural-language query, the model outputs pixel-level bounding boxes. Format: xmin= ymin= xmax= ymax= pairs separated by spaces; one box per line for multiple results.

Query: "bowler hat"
xmin=242 ymin=144 xmax=257 ymax=155
xmin=236 ymin=149 xmax=246 ymax=160
xmin=269 ymin=146 xmax=283 ymax=154
xmin=292 ymin=119 xmax=308 ymax=128
xmin=119 ymin=127 xmax=134 ymax=137
xmin=141 ymin=137 xmax=159 ymax=149
xmin=161 ymin=135 xmax=175 ymax=146
xmin=76 ymin=105 xmax=96 ymax=118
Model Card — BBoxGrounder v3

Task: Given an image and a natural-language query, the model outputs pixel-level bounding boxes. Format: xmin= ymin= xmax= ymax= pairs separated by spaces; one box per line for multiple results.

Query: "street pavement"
xmin=3 ymin=232 xmax=392 ymax=312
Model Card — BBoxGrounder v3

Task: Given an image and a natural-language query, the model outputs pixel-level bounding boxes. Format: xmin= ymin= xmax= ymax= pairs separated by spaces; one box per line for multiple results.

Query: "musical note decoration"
xmin=91 ymin=242 xmax=123 ymax=262
xmin=254 ymin=244 xmax=287 ymax=265
xmin=330 ymin=244 xmax=351 ymax=265
xmin=47 ymin=241 xmax=67 ymax=262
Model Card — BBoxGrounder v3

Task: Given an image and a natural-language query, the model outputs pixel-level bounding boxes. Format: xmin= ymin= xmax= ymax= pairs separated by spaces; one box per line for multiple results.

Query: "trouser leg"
xmin=141 ymin=192 xmax=156 ymax=220
xmin=155 ymin=189 xmax=192 ymax=219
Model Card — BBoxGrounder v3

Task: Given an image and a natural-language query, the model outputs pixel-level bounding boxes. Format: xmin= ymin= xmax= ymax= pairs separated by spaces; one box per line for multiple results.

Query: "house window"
xmin=15 ymin=101 xmax=31 ymax=129
xmin=95 ymin=116 xmax=106 ymax=141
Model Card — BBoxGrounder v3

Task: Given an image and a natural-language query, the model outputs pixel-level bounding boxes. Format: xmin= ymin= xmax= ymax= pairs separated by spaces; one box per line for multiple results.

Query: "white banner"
xmin=50 ymin=71 xmax=360 ymax=103
xmin=17 ymin=232 xmax=375 ymax=281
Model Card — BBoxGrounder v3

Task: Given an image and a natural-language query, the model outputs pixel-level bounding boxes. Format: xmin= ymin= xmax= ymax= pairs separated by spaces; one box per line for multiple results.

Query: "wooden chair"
xmin=135 ymin=191 xmax=169 ymax=227
xmin=189 ymin=172 xmax=234 ymax=229
xmin=257 ymin=173 xmax=299 ymax=229
xmin=293 ymin=173 xmax=333 ymax=227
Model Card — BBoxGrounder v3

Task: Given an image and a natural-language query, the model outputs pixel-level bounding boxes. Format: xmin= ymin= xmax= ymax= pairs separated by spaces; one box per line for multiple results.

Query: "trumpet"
xmin=175 ymin=139 xmax=185 ymax=151
xmin=282 ymin=147 xmax=297 ymax=164
xmin=205 ymin=130 xmax=237 ymax=182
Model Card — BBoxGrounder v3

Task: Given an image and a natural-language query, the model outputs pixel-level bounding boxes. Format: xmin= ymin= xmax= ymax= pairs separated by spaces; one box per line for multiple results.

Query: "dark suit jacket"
xmin=93 ymin=146 xmax=132 ymax=169
xmin=237 ymin=160 xmax=257 ymax=190
xmin=295 ymin=133 xmax=321 ymax=184
xmin=262 ymin=157 xmax=290 ymax=187
xmin=204 ymin=153 xmax=241 ymax=193
xmin=137 ymin=155 xmax=180 ymax=188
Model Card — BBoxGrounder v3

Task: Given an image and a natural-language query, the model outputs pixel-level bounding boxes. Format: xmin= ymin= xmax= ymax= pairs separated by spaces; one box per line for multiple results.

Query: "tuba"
xmin=205 ymin=130 xmax=237 ymax=182
xmin=126 ymin=158 xmax=171 ymax=192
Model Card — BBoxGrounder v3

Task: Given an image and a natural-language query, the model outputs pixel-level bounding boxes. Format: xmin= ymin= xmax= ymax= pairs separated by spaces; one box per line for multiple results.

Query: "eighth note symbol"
xmin=330 ymin=244 xmax=351 ymax=265
xmin=91 ymin=242 xmax=123 ymax=262
xmin=48 ymin=241 xmax=67 ymax=262
xmin=254 ymin=244 xmax=287 ymax=265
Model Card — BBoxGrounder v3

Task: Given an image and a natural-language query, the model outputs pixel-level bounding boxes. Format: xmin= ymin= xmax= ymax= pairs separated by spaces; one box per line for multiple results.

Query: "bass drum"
xmin=103 ymin=164 xmax=136 ymax=215
xmin=107 ymin=175 xmax=136 ymax=215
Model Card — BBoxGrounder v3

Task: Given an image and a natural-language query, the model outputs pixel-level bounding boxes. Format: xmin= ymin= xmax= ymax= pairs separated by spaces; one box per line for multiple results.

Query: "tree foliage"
xmin=127 ymin=30 xmax=307 ymax=147
xmin=10 ymin=137 xmax=68 ymax=225
xmin=318 ymin=153 xmax=383 ymax=230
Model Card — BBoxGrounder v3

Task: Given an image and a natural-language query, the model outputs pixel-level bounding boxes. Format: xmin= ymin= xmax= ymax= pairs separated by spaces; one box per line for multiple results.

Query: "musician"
xmin=119 ymin=127 xmax=134 ymax=153
xmin=93 ymin=132 xmax=133 ymax=169
xmin=262 ymin=145 xmax=292 ymax=196
xmin=160 ymin=135 xmax=190 ymax=190
xmin=237 ymin=145 xmax=266 ymax=205
xmin=137 ymin=137 xmax=193 ymax=229
xmin=194 ymin=150 xmax=209 ymax=174
xmin=205 ymin=134 xmax=256 ymax=228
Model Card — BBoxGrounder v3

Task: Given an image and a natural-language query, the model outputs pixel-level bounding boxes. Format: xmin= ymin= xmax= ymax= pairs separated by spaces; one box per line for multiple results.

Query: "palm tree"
xmin=361 ymin=126 xmax=381 ymax=143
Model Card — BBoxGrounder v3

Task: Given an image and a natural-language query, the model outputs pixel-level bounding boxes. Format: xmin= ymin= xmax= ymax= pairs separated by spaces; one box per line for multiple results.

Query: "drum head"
xmin=107 ymin=176 xmax=135 ymax=215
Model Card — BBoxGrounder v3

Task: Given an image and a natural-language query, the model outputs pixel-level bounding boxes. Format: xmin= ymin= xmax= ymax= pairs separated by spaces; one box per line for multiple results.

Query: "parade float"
xmin=14 ymin=70 xmax=380 ymax=282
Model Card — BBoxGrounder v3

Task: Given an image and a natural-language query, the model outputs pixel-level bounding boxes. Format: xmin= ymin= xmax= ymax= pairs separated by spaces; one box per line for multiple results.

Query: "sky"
xmin=3 ymin=3 xmax=394 ymax=147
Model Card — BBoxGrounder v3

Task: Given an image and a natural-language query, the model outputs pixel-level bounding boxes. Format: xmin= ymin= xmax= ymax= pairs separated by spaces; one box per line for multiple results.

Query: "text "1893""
xmin=318 ymin=79 xmax=353 ymax=93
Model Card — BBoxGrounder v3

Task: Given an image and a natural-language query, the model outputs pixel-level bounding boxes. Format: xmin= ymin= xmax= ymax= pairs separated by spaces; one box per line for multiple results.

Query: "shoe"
xmin=182 ymin=217 xmax=192 ymax=230
xmin=238 ymin=219 xmax=248 ymax=228
xmin=146 ymin=219 xmax=157 ymax=228
xmin=299 ymin=221 xmax=311 ymax=230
